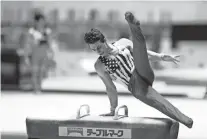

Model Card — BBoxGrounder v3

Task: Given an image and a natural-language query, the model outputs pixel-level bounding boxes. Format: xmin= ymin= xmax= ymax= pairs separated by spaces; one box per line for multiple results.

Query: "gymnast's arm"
xmin=94 ymin=59 xmax=118 ymax=115
xmin=147 ymin=50 xmax=164 ymax=62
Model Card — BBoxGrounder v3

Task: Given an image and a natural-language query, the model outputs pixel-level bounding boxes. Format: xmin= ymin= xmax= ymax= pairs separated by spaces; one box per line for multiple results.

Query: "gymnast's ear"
xmin=100 ymin=33 xmax=106 ymax=43
xmin=103 ymin=37 xmax=106 ymax=42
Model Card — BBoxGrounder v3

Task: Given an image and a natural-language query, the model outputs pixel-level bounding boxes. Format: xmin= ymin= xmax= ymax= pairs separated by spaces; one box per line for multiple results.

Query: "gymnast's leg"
xmin=125 ymin=11 xmax=193 ymax=128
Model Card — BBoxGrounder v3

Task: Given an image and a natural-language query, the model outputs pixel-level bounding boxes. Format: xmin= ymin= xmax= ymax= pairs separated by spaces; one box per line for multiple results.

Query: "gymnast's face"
xmin=89 ymin=40 xmax=108 ymax=56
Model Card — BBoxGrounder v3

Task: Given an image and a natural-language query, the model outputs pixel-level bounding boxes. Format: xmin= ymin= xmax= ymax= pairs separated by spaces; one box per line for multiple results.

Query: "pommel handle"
xmin=76 ymin=104 xmax=90 ymax=119
xmin=113 ymin=105 xmax=128 ymax=120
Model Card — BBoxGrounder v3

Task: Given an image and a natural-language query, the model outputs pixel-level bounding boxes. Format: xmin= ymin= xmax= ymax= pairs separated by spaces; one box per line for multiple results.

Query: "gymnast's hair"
xmin=84 ymin=28 xmax=105 ymax=44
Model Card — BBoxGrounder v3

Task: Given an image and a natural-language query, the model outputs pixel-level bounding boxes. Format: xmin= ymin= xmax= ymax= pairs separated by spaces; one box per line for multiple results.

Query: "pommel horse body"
xmin=26 ymin=105 xmax=179 ymax=139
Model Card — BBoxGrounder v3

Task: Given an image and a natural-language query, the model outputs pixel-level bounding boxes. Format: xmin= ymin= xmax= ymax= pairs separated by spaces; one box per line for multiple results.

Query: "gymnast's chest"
xmin=99 ymin=56 xmax=120 ymax=75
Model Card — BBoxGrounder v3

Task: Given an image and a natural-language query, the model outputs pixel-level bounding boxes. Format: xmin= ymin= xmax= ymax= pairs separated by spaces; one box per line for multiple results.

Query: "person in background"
xmin=84 ymin=11 xmax=193 ymax=129
xmin=24 ymin=12 xmax=54 ymax=94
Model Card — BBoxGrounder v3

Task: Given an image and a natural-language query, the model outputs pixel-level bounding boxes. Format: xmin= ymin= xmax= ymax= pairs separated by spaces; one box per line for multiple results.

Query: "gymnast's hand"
xmin=161 ymin=54 xmax=180 ymax=65
xmin=99 ymin=110 xmax=115 ymax=116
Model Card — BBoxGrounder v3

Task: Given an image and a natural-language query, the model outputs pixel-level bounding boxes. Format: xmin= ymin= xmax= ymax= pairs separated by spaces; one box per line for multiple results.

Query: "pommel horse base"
xmin=26 ymin=104 xmax=179 ymax=139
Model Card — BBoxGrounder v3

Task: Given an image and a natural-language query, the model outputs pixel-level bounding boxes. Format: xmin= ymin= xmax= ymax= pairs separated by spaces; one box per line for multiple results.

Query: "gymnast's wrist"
xmin=110 ymin=107 xmax=116 ymax=113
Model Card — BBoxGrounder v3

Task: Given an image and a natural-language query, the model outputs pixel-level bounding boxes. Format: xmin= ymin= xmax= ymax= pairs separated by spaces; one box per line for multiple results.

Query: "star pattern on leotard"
xmin=99 ymin=56 xmax=120 ymax=74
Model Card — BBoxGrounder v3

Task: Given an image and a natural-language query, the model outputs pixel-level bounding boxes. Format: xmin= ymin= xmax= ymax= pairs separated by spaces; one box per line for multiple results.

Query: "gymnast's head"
xmin=84 ymin=28 xmax=110 ymax=56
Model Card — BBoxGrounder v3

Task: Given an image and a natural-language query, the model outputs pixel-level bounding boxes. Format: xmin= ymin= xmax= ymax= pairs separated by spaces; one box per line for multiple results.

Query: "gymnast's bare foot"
xmin=186 ymin=118 xmax=193 ymax=128
xmin=125 ymin=11 xmax=140 ymax=26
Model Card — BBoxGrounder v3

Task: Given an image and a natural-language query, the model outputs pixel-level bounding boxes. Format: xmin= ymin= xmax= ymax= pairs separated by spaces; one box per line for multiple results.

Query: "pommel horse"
xmin=26 ymin=104 xmax=179 ymax=139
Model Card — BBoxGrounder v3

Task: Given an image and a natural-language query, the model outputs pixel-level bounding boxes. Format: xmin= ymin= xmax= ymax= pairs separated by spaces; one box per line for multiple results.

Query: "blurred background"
xmin=1 ymin=1 xmax=207 ymax=139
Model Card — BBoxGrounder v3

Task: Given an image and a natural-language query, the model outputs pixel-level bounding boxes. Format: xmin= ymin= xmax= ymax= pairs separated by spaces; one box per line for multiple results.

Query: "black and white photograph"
xmin=1 ymin=1 xmax=207 ymax=139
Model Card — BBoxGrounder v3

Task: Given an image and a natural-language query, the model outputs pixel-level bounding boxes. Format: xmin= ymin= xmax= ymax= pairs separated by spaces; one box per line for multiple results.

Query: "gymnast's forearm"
xmin=106 ymin=88 xmax=118 ymax=112
xmin=147 ymin=50 xmax=163 ymax=62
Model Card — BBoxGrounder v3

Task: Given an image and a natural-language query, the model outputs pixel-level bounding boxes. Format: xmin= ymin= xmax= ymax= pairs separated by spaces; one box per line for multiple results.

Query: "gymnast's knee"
xmin=132 ymin=88 xmax=158 ymax=107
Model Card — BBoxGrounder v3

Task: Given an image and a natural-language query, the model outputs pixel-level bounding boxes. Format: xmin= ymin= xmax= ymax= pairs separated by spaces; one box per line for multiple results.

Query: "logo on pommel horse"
xmin=67 ymin=127 xmax=83 ymax=136
xmin=59 ymin=126 xmax=131 ymax=138
xmin=87 ymin=128 xmax=124 ymax=137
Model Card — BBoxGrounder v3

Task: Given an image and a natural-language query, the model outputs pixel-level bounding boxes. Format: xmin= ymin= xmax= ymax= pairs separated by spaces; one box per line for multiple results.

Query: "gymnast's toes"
xmin=125 ymin=11 xmax=140 ymax=26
